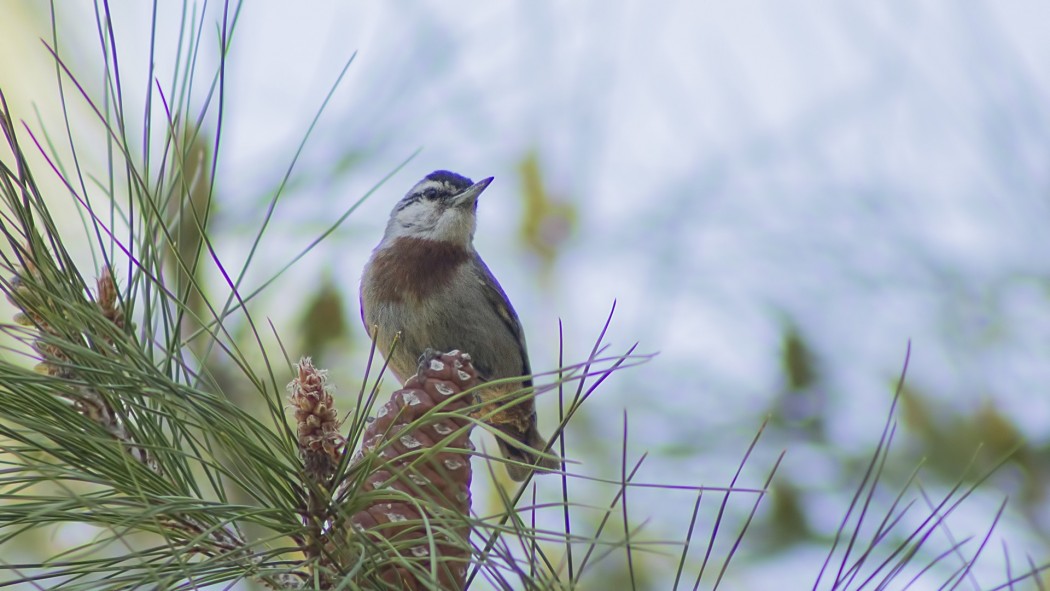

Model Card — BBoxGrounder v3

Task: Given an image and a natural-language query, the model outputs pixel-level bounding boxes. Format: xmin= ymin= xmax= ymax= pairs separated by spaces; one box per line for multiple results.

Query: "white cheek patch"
xmin=399 ymin=199 xmax=437 ymax=221
xmin=383 ymin=189 xmax=475 ymax=246
xmin=392 ymin=201 xmax=439 ymax=234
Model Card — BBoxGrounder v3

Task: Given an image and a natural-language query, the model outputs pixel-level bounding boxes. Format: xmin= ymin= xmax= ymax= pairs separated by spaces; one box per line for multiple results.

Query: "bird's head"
xmin=381 ymin=170 xmax=493 ymax=248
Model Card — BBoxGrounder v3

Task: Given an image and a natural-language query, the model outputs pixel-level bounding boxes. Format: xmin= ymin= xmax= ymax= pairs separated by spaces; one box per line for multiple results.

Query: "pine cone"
xmin=350 ymin=349 xmax=479 ymax=590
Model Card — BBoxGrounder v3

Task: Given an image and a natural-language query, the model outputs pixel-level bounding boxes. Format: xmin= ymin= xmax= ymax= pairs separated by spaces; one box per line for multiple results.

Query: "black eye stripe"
xmin=394 ymin=195 xmax=420 ymax=212
xmin=394 ymin=174 xmax=472 ymax=212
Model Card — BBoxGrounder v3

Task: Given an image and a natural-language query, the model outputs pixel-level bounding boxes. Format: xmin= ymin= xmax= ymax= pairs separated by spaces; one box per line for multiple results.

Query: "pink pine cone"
xmin=351 ymin=350 xmax=480 ymax=590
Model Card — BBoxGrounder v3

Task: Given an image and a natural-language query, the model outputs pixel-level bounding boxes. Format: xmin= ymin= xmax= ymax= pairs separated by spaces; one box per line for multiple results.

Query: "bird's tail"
xmin=495 ymin=424 xmax=561 ymax=482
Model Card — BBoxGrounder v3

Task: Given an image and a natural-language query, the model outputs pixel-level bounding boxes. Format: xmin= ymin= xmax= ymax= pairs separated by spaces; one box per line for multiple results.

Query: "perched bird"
xmin=359 ymin=170 xmax=558 ymax=481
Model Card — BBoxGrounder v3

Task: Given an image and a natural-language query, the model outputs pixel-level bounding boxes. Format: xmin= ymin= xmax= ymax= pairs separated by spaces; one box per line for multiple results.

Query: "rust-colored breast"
xmin=366 ymin=237 xmax=471 ymax=303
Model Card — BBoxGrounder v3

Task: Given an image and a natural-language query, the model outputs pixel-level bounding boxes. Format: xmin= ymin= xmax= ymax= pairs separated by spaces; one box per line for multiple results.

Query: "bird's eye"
xmin=423 ymin=189 xmax=440 ymax=201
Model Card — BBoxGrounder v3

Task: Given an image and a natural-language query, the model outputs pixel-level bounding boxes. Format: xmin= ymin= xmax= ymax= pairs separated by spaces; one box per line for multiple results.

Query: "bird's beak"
xmin=452 ymin=177 xmax=493 ymax=208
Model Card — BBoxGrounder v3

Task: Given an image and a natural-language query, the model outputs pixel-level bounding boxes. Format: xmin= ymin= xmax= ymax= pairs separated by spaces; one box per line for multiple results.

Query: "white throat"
xmin=381 ymin=201 xmax=477 ymax=248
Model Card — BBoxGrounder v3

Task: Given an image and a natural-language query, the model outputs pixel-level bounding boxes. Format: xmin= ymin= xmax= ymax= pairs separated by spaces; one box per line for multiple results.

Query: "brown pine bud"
xmin=96 ymin=268 xmax=125 ymax=329
xmin=288 ymin=357 xmax=346 ymax=481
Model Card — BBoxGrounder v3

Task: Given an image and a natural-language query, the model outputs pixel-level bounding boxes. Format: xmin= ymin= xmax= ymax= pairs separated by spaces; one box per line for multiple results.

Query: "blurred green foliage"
xmin=516 ymin=151 xmax=577 ymax=280
xmin=298 ymin=273 xmax=350 ymax=365
xmin=773 ymin=324 xmax=826 ymax=439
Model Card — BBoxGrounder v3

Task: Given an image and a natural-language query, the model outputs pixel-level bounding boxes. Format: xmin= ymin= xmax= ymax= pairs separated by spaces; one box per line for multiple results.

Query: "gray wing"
xmin=471 ymin=253 xmax=532 ymax=387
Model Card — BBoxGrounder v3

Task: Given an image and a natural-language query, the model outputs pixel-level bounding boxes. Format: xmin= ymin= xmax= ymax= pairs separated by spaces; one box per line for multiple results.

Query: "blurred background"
xmin=1 ymin=1 xmax=1049 ymax=589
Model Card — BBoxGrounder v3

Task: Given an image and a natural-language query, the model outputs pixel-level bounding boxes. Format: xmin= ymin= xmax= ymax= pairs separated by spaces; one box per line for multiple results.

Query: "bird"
xmin=359 ymin=170 xmax=559 ymax=481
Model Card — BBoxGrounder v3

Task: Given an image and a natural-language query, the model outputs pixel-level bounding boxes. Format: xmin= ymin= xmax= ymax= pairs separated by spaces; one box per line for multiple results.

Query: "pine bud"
xmin=288 ymin=357 xmax=346 ymax=482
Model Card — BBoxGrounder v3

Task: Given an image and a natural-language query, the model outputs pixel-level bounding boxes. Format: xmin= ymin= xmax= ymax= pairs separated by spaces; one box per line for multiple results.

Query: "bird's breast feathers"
xmin=364 ymin=237 xmax=472 ymax=303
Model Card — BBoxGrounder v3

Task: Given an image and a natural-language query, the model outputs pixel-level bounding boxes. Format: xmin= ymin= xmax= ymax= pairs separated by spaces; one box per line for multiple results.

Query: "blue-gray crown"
xmin=424 ymin=170 xmax=473 ymax=192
